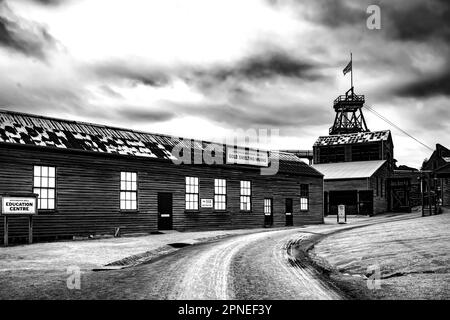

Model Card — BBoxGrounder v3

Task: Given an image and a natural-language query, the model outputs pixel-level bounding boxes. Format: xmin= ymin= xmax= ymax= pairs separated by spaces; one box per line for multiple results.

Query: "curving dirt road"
xmin=44 ymin=227 xmax=346 ymax=300
xmin=2 ymin=213 xmax=416 ymax=299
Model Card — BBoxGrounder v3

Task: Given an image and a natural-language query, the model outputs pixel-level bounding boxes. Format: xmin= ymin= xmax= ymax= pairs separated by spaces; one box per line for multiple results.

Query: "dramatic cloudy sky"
xmin=0 ymin=0 xmax=449 ymax=167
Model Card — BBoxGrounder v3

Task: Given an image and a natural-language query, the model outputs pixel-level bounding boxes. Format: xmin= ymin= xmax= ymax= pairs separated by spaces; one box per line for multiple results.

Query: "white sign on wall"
xmin=1 ymin=197 xmax=37 ymax=215
xmin=337 ymin=204 xmax=346 ymax=224
xmin=226 ymin=147 xmax=269 ymax=167
xmin=201 ymin=199 xmax=213 ymax=208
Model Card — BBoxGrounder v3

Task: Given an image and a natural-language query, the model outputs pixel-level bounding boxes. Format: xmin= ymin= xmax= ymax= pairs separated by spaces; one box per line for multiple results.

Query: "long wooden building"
xmin=0 ymin=110 xmax=324 ymax=243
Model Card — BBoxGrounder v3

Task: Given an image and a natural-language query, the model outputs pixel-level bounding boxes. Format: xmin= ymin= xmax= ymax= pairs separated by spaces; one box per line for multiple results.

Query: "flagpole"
xmin=350 ymin=52 xmax=353 ymax=90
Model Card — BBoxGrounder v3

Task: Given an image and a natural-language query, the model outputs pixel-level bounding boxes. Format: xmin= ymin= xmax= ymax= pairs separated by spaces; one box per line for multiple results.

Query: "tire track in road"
xmin=168 ymin=231 xmax=280 ymax=299
xmin=17 ymin=214 xmax=416 ymax=299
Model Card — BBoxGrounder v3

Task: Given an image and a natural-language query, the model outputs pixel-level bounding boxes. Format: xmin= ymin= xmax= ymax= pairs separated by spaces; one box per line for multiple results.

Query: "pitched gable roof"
xmin=0 ymin=109 xmax=322 ymax=177
xmin=312 ymin=160 xmax=386 ymax=180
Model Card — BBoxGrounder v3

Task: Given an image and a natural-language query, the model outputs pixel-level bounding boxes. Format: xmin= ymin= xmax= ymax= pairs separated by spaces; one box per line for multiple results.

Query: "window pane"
xmin=34 ymin=166 xmax=41 ymax=176
xmin=48 ymin=167 xmax=55 ymax=178
xmin=34 ymin=177 xmax=41 ymax=187
xmin=41 ymin=177 xmax=48 ymax=188
xmin=48 ymin=199 xmax=55 ymax=209
xmin=42 ymin=166 xmax=48 ymax=177
xmin=48 ymin=177 xmax=55 ymax=188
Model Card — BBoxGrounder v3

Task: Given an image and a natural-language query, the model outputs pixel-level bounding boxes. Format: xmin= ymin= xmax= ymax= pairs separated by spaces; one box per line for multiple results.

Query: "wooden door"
xmin=157 ymin=193 xmax=173 ymax=230
xmin=285 ymin=198 xmax=293 ymax=226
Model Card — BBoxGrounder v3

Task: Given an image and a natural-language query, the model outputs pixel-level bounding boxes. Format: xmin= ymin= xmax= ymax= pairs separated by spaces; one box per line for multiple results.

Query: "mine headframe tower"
xmin=329 ymin=86 xmax=369 ymax=135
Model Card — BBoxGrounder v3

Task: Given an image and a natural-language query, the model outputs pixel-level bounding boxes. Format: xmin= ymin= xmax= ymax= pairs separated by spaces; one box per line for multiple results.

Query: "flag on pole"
xmin=343 ymin=60 xmax=352 ymax=75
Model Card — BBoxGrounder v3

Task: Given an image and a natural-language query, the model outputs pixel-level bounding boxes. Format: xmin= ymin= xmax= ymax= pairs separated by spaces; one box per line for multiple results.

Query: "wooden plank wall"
xmin=0 ymin=145 xmax=323 ymax=242
xmin=369 ymin=163 xmax=390 ymax=214
xmin=443 ymin=178 xmax=450 ymax=207
xmin=324 ymin=176 xmax=389 ymax=215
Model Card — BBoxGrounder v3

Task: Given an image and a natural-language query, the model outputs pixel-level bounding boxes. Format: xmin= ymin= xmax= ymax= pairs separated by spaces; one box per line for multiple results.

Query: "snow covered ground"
xmin=312 ymin=208 xmax=450 ymax=299
xmin=0 ymin=228 xmax=270 ymax=272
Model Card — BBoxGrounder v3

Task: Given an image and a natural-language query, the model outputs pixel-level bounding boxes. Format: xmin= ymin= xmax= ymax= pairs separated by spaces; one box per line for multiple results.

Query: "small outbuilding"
xmin=312 ymin=160 xmax=389 ymax=215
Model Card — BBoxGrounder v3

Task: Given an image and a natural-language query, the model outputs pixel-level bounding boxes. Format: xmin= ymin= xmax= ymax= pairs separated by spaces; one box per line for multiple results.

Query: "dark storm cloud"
xmin=25 ymin=0 xmax=69 ymax=6
xmin=92 ymin=50 xmax=324 ymax=92
xmin=196 ymin=52 xmax=321 ymax=83
xmin=306 ymin=0 xmax=365 ymax=28
xmin=0 ymin=4 xmax=57 ymax=60
xmin=223 ymin=52 xmax=319 ymax=80
xmin=394 ymin=70 xmax=450 ymax=98
xmin=98 ymin=85 xmax=123 ymax=99
xmin=184 ymin=51 xmax=325 ymax=96
xmin=266 ymin=0 xmax=365 ymax=28
xmin=268 ymin=0 xmax=450 ymax=101
xmin=382 ymin=0 xmax=450 ymax=42
xmin=272 ymin=0 xmax=450 ymax=43
xmin=162 ymin=98 xmax=328 ymax=130
xmin=92 ymin=62 xmax=171 ymax=88
xmin=113 ymin=106 xmax=175 ymax=123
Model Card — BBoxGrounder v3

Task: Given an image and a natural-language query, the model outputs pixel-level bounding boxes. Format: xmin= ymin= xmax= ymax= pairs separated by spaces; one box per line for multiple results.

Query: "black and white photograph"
xmin=0 ymin=0 xmax=449 ymax=310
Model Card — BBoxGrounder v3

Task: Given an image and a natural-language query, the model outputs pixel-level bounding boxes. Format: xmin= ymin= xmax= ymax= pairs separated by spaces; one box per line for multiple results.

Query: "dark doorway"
xmin=324 ymin=192 xmax=329 ymax=216
xmin=329 ymin=190 xmax=358 ymax=215
xmin=285 ymin=198 xmax=293 ymax=226
xmin=157 ymin=192 xmax=173 ymax=230
xmin=390 ymin=179 xmax=411 ymax=212
xmin=359 ymin=190 xmax=374 ymax=216
xmin=264 ymin=198 xmax=273 ymax=227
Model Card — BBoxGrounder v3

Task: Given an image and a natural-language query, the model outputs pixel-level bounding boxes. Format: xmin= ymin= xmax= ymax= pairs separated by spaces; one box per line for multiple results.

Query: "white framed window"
xmin=214 ymin=179 xmax=227 ymax=210
xmin=120 ymin=172 xmax=137 ymax=210
xmin=300 ymin=184 xmax=309 ymax=211
xmin=264 ymin=198 xmax=272 ymax=216
xmin=240 ymin=180 xmax=251 ymax=211
xmin=33 ymin=165 xmax=56 ymax=210
xmin=185 ymin=177 xmax=199 ymax=210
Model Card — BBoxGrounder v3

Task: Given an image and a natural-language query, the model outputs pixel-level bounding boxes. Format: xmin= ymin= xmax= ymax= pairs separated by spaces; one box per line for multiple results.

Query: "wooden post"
xmin=3 ymin=215 xmax=8 ymax=247
xmin=421 ymin=177 xmax=425 ymax=217
xmin=428 ymin=174 xmax=432 ymax=216
xmin=28 ymin=216 xmax=33 ymax=244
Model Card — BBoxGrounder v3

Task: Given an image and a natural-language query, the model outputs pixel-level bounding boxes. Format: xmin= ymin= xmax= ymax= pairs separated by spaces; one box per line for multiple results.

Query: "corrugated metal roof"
xmin=0 ymin=109 xmax=321 ymax=176
xmin=314 ymin=130 xmax=391 ymax=147
xmin=312 ymin=160 xmax=386 ymax=180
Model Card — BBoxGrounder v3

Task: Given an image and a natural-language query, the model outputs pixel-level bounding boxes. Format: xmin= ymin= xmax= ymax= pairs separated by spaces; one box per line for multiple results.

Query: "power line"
xmin=364 ymin=104 xmax=434 ymax=151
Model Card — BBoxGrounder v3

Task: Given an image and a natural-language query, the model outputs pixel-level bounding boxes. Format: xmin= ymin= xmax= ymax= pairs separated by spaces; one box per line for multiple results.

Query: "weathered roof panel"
xmin=0 ymin=109 xmax=321 ymax=176
xmin=314 ymin=130 xmax=391 ymax=147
